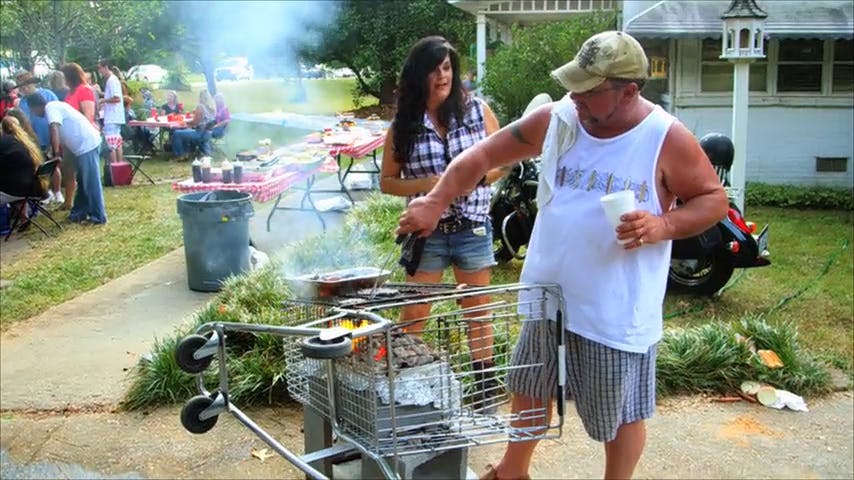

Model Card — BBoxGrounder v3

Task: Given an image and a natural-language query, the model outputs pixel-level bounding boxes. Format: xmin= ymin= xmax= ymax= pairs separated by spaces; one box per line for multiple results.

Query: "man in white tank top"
xmin=398 ymin=31 xmax=728 ymax=479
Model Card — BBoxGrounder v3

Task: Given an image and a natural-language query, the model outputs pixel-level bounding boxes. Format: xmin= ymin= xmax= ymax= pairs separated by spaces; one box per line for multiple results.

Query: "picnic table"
xmin=299 ymin=123 xmax=387 ymax=204
xmin=127 ymin=114 xmax=190 ymax=153
xmin=171 ymin=118 xmax=387 ymax=232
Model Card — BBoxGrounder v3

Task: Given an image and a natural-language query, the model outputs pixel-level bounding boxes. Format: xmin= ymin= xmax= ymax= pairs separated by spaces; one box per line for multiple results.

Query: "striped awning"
xmin=625 ymin=1 xmax=854 ymax=39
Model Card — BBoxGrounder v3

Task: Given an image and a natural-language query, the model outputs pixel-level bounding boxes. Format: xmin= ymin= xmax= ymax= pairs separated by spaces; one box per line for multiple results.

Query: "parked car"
xmin=329 ymin=67 xmax=355 ymax=78
xmin=215 ymin=57 xmax=253 ymax=81
xmin=126 ymin=64 xmax=168 ymax=85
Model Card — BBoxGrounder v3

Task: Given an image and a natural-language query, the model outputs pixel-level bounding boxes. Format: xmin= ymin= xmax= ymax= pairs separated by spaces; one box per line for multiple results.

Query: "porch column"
xmin=476 ymin=13 xmax=487 ymax=88
xmin=730 ymin=59 xmax=751 ymax=212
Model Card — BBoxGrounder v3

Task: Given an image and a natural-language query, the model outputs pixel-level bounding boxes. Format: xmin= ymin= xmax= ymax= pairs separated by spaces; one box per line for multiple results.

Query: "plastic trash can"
xmin=177 ymin=190 xmax=254 ymax=292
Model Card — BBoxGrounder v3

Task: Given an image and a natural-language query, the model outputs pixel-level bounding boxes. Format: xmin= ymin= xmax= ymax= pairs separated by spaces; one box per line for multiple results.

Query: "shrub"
xmin=163 ymin=65 xmax=191 ymax=91
xmin=125 ymin=79 xmax=147 ymax=98
xmin=480 ymin=12 xmax=616 ymax=122
xmin=746 ymin=182 xmax=854 ymax=210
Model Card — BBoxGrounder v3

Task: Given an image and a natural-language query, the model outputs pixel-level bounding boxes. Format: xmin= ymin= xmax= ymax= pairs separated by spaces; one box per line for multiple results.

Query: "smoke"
xmin=174 ymin=0 xmax=336 ymax=75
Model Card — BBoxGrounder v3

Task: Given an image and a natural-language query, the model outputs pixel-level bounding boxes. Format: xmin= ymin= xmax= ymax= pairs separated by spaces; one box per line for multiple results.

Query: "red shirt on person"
xmin=64 ymin=85 xmax=98 ymax=128
xmin=64 ymin=84 xmax=95 ymax=111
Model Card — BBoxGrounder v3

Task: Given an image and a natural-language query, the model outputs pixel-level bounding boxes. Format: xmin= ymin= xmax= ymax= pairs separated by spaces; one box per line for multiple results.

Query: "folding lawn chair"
xmin=121 ymin=124 xmax=156 ymax=185
xmin=4 ymin=159 xmax=63 ymax=242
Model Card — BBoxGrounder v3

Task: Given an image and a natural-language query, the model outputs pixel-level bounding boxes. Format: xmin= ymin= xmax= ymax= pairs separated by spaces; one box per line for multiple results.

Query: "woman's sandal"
xmin=479 ymin=464 xmax=531 ymax=480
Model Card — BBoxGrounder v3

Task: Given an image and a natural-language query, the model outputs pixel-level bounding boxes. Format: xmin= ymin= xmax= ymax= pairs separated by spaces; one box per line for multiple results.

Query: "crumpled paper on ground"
xmin=765 ymin=389 xmax=809 ymax=412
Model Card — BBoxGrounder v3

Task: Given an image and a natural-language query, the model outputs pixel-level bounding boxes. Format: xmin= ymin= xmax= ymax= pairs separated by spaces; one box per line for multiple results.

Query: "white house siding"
xmin=674 ymin=106 xmax=854 ymax=188
xmin=669 ymin=39 xmax=854 ymax=188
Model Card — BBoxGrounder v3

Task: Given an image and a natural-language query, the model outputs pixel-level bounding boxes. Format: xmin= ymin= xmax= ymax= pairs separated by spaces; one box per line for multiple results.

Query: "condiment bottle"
xmin=221 ymin=160 xmax=233 ymax=184
xmin=233 ymin=160 xmax=243 ymax=184
xmin=200 ymin=157 xmax=212 ymax=183
xmin=191 ymin=158 xmax=202 ymax=183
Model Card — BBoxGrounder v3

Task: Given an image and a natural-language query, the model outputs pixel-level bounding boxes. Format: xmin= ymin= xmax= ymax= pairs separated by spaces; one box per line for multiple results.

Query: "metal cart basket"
xmin=175 ymin=282 xmax=566 ymax=479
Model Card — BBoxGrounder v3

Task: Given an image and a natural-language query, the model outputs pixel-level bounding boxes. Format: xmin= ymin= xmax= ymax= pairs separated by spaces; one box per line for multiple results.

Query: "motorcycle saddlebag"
xmin=671 ymin=225 xmax=723 ymax=259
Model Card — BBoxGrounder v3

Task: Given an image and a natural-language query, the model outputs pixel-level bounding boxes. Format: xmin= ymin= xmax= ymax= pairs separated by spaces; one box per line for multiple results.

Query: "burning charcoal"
xmin=393 ymin=346 xmax=409 ymax=360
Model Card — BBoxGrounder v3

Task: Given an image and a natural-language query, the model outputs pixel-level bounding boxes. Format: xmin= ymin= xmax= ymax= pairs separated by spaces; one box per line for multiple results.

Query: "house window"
xmin=700 ymin=39 xmax=767 ymax=92
xmin=816 ymin=157 xmax=848 ymax=173
xmin=832 ymin=39 xmax=853 ymax=93
xmin=777 ymin=39 xmax=823 ymax=92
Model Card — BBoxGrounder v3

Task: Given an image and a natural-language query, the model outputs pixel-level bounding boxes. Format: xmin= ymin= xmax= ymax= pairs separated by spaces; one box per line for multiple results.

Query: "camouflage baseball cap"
xmin=552 ymin=31 xmax=649 ymax=93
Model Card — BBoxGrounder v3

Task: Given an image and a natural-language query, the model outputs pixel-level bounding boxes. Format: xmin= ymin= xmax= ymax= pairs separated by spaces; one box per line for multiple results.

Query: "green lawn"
xmin=662 ymin=207 xmax=854 ymax=366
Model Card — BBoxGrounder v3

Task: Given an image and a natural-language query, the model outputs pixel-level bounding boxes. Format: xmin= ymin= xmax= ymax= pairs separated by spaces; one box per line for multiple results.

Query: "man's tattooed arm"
xmin=510 ymin=123 xmax=534 ymax=145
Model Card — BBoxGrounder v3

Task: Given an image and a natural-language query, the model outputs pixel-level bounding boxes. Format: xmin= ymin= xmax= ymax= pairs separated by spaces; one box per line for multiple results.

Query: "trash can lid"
xmin=178 ymin=190 xmax=252 ymax=204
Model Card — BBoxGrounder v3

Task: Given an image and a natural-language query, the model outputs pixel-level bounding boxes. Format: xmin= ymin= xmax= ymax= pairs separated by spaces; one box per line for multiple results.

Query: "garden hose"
xmin=664 ymin=238 xmax=849 ymax=321
xmin=761 ymin=238 xmax=849 ymax=319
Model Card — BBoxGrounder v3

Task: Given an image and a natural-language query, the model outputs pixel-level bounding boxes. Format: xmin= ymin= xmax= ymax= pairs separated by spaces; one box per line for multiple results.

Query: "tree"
xmin=302 ymin=0 xmax=475 ymax=105
xmin=481 ymin=12 xmax=617 ymax=122
xmin=0 ymin=0 xmax=164 ymax=71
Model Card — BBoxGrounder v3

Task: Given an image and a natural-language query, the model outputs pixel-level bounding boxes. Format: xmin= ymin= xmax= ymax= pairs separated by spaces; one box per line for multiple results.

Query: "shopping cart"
xmin=175 ymin=282 xmax=566 ymax=479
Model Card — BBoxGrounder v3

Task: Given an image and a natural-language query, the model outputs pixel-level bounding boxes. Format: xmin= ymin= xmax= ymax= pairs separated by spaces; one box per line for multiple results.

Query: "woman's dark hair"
xmin=392 ymin=36 xmax=467 ymax=163
xmin=61 ymin=63 xmax=86 ymax=89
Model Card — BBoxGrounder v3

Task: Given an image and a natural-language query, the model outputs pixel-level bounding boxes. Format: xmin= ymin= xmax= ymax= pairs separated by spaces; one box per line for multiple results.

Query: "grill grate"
xmin=284 ymin=282 xmax=465 ymax=308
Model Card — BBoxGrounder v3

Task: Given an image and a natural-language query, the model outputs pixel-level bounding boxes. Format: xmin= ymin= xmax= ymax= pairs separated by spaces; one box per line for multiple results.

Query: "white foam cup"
xmin=600 ymin=190 xmax=636 ymax=244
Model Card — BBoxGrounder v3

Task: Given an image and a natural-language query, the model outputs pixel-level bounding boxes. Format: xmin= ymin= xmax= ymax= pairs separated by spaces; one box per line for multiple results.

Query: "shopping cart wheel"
xmin=301 ymin=335 xmax=352 ymax=359
xmin=181 ymin=394 xmax=219 ymax=434
xmin=175 ymin=334 xmax=214 ymax=374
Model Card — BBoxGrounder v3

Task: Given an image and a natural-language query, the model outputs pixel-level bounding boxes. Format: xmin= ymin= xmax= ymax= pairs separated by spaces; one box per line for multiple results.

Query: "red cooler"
xmin=110 ymin=162 xmax=133 ymax=186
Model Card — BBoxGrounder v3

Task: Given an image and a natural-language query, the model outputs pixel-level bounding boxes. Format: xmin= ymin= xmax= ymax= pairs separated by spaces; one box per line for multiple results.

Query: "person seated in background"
xmin=1 ymin=117 xmax=48 ymax=231
xmin=212 ymin=93 xmax=230 ymax=138
xmin=171 ymin=90 xmax=216 ymax=160
xmin=161 ymin=90 xmax=183 ymax=115
xmin=124 ymin=94 xmax=155 ymax=153
xmin=159 ymin=90 xmax=183 ymax=152
xmin=4 ymin=108 xmax=39 ymax=146
xmin=1 ymin=80 xmax=19 ymax=119
xmin=141 ymin=87 xmax=156 ymax=111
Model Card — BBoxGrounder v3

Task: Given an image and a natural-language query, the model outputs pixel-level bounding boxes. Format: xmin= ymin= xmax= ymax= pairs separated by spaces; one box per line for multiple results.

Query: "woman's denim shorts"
xmin=418 ymin=221 xmax=497 ymax=273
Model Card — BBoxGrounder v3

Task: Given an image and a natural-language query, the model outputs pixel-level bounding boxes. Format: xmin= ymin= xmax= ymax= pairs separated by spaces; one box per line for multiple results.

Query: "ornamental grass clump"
xmin=656 ymin=323 xmax=752 ymax=397
xmin=657 ymin=317 xmax=832 ymax=397
xmin=123 ymin=264 xmax=294 ymax=410
xmin=735 ymin=315 xmax=832 ymax=396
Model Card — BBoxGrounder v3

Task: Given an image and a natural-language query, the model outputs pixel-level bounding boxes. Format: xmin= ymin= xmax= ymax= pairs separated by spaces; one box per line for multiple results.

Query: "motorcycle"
xmin=490 ymin=158 xmax=539 ymax=262
xmin=668 ymin=133 xmax=771 ymax=295
xmin=489 ymin=93 xmax=551 ymax=262
xmin=488 ymin=126 xmax=771 ymax=295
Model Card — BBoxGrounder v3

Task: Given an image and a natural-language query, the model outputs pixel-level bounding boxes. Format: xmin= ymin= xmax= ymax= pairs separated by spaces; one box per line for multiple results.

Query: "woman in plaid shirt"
xmin=380 ymin=36 xmax=506 ymax=412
